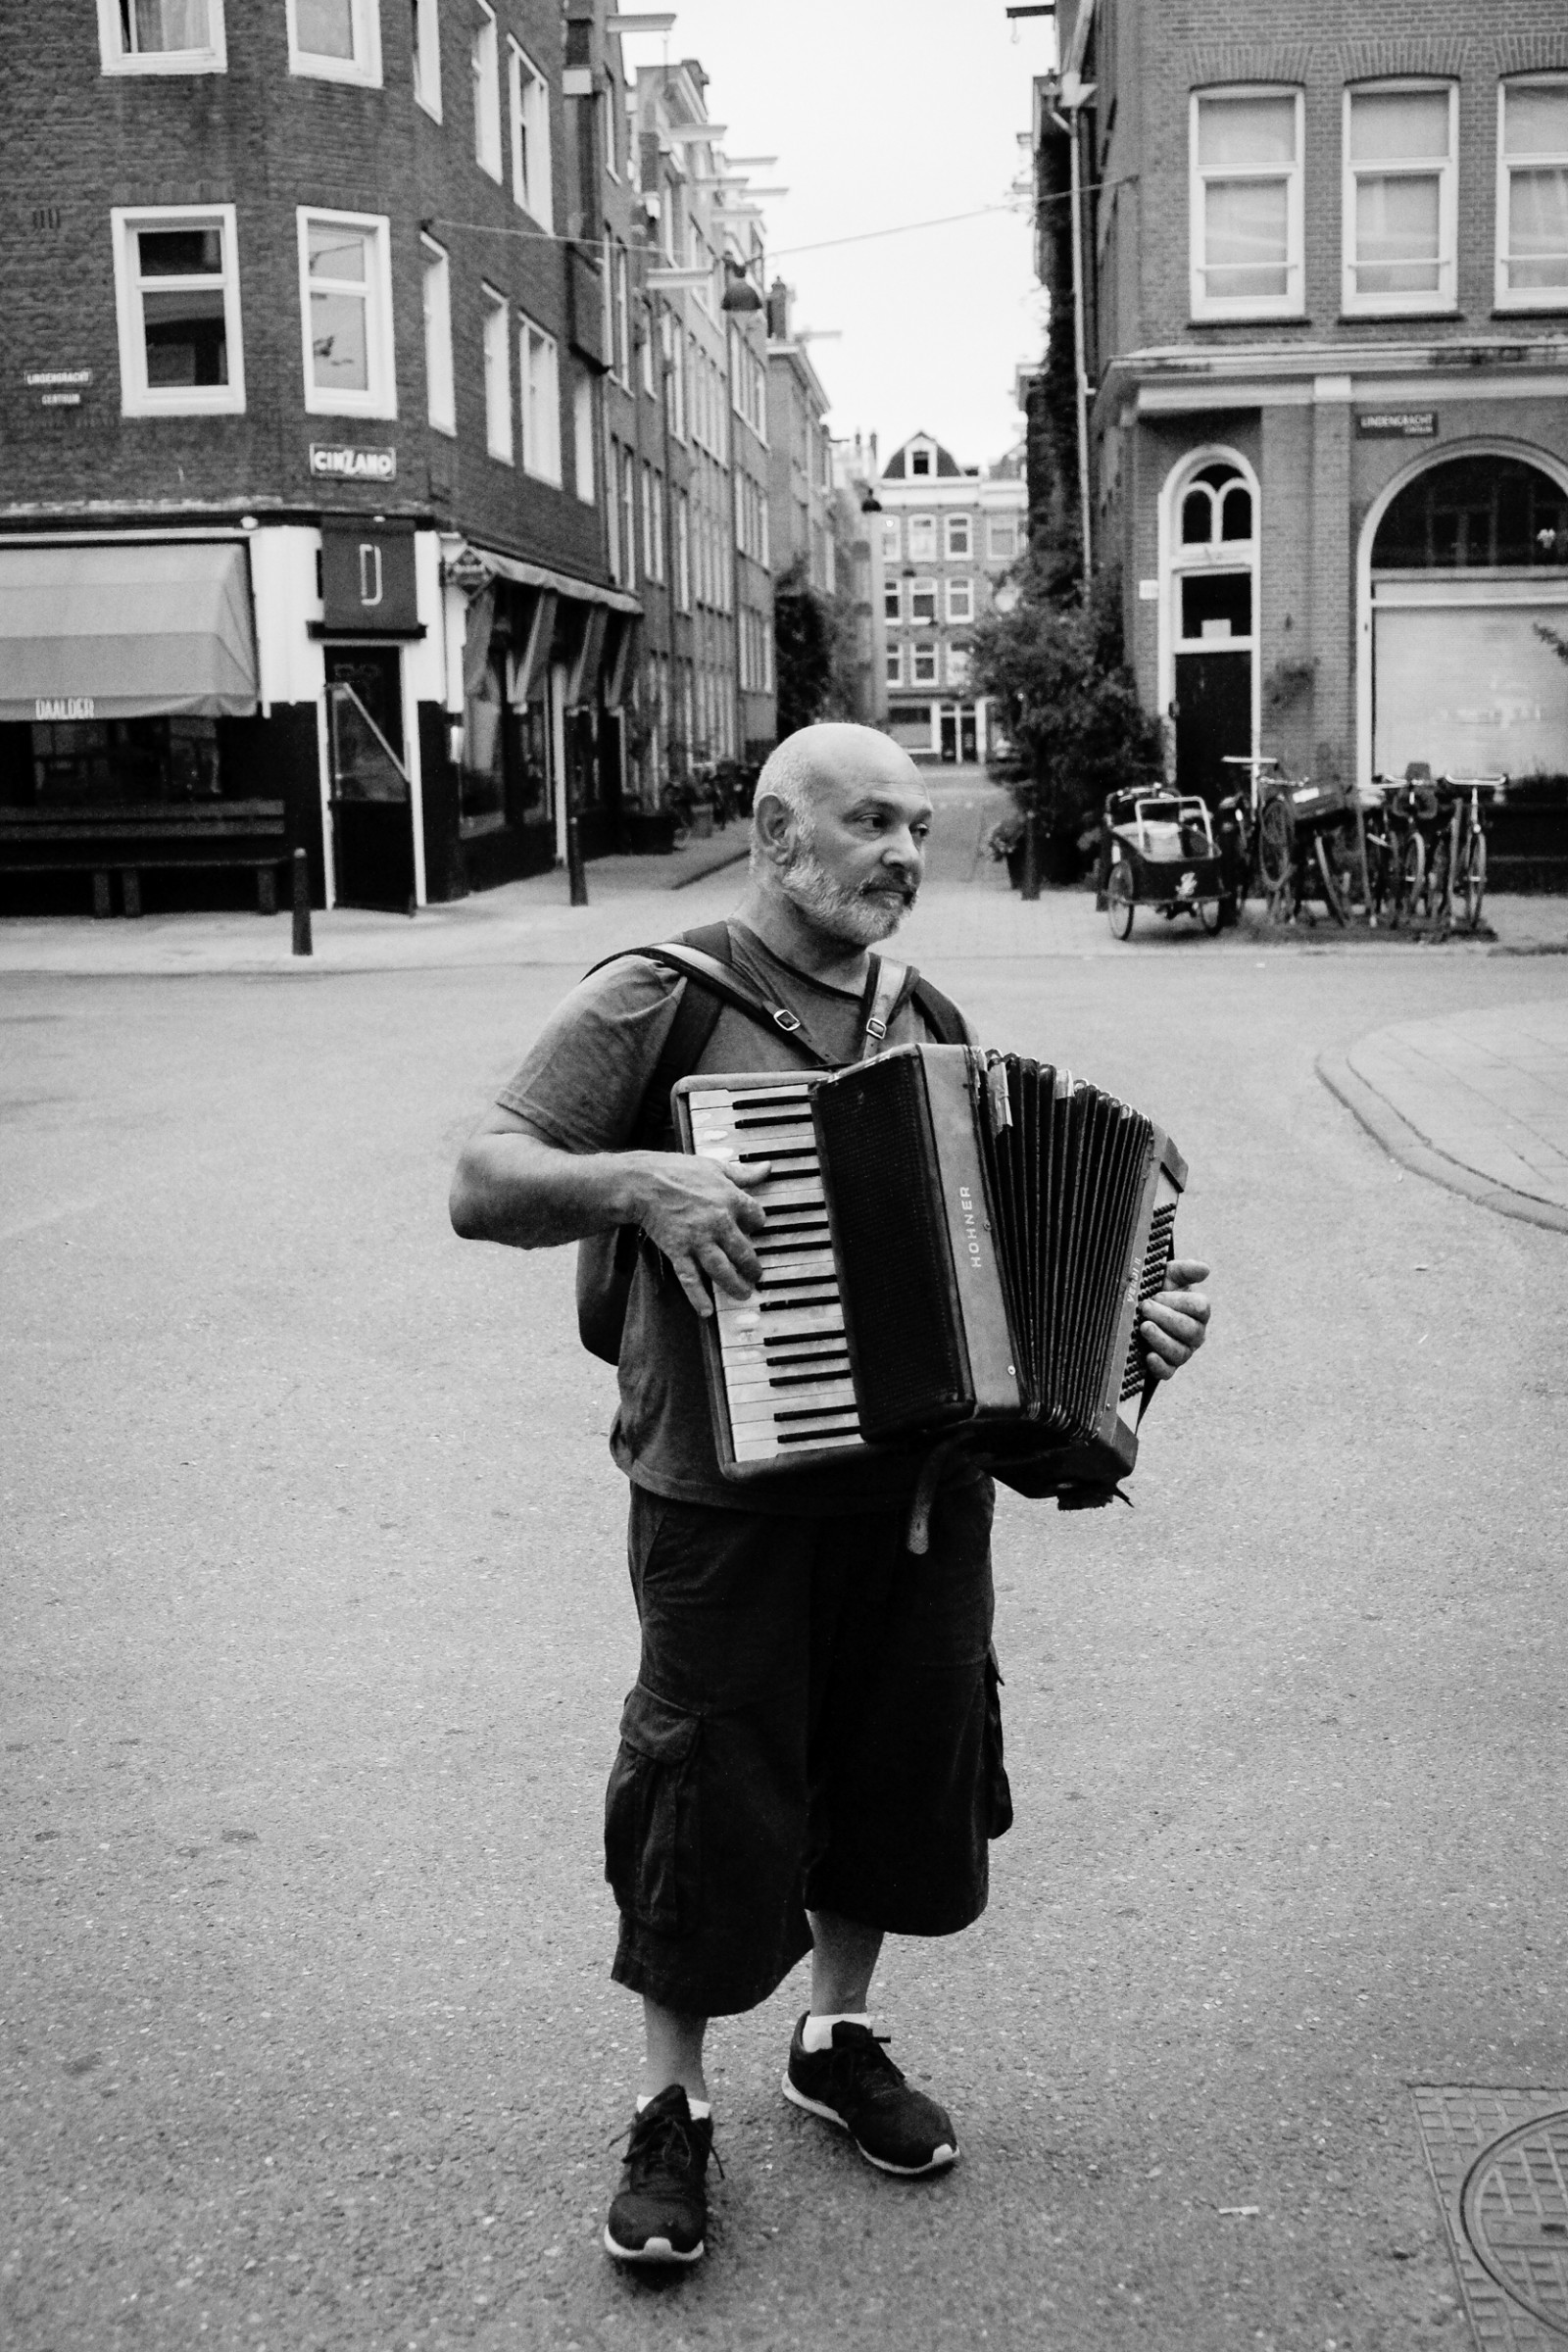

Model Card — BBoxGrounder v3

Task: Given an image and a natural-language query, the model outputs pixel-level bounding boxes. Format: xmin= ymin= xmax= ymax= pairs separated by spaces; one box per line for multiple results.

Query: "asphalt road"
xmin=5 ymin=779 xmax=1568 ymax=2352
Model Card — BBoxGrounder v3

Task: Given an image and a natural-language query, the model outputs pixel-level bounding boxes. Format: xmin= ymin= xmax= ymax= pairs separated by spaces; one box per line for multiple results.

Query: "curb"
xmin=1316 ymin=1050 xmax=1568 ymax=1235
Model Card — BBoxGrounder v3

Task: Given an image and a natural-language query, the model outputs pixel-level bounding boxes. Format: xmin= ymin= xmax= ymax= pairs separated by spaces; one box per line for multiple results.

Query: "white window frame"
xmin=472 ymin=3 xmax=503 ymax=182
xmin=614 ymin=243 xmax=632 ymax=390
xmin=988 ymin=517 xmax=1018 ymax=561
xmin=285 ymin=0 xmax=381 ymax=86
xmin=519 ymin=314 xmax=562 ymax=484
xmin=412 ymin=0 xmax=440 ymax=119
xmin=482 ymin=287 xmax=513 ymax=464
xmin=946 ymin=645 xmax=972 ymax=687
xmin=1190 ymin=84 xmax=1303 ymax=321
xmin=907 ymin=514 xmax=936 ymax=563
xmin=945 ymin=514 xmax=971 ymax=560
xmin=421 ymin=236 xmax=456 ymax=435
xmin=297 ymin=207 xmax=396 ymax=419
xmin=884 ymin=579 xmax=901 ymax=622
xmin=675 ymin=496 xmax=691 ymax=612
xmin=946 ymin=576 xmax=974 ymax=623
xmin=908 ymin=439 xmax=935 ymax=478
xmin=911 ymin=642 xmax=938 ymax=685
xmin=1495 ymin=75 xmax=1568 ymax=312
xmin=573 ymin=372 xmax=596 ymax=506
xmin=1342 ymin=80 xmax=1458 ymax=318
xmin=112 ymin=203 xmax=245 ymax=416
xmin=886 ymin=643 xmax=904 ymax=687
xmin=620 ymin=451 xmax=637 ymax=590
xmin=882 ymin=516 xmax=902 ymax=562
xmin=508 ymin=38 xmax=553 ymax=229
xmin=909 ymin=577 xmax=938 ymax=626
xmin=97 ymin=0 xmax=226 ymax=74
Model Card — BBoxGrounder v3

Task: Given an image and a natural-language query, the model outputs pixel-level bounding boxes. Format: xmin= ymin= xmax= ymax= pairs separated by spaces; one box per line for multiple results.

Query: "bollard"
xmin=291 ymin=848 xmax=313 ymax=956
xmin=1019 ymin=808 xmax=1042 ymax=903
xmin=565 ymin=808 xmax=589 ymax=907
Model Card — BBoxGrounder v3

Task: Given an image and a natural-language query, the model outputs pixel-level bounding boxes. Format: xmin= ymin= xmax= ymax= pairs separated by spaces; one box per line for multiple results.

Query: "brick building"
xmin=1038 ymin=0 xmax=1568 ymax=804
xmin=876 ymin=433 xmax=1026 ymax=762
xmin=0 ymin=1 xmax=780 ymax=916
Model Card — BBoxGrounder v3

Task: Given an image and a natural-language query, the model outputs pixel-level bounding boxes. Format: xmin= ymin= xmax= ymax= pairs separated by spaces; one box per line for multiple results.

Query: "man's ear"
xmin=753 ymin=792 xmax=795 ymax=865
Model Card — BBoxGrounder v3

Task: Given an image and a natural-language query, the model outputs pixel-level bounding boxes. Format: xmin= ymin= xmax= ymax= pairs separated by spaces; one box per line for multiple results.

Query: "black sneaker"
xmin=782 ymin=2015 xmax=959 ymax=2177
xmin=604 ymin=2083 xmax=713 ymax=2265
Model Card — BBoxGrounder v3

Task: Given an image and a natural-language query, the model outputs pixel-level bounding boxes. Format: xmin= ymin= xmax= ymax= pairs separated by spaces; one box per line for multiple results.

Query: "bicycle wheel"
xmin=1106 ymin=861 xmax=1135 ymax=940
xmin=1197 ymin=896 xmax=1222 ymax=935
xmin=1398 ymin=833 xmax=1425 ymax=922
xmin=1314 ymin=831 xmax=1351 ymax=926
xmin=1428 ymin=834 xmax=1451 ymax=925
xmin=1462 ymin=831 xmax=1487 ymax=929
xmin=1257 ymin=794 xmax=1294 ymax=892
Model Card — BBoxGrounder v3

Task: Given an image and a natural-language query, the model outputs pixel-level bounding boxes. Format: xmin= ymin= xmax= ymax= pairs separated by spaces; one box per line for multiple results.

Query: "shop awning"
xmin=455 ymin=540 xmax=642 ymax=617
xmin=0 ymin=541 xmax=259 ymax=722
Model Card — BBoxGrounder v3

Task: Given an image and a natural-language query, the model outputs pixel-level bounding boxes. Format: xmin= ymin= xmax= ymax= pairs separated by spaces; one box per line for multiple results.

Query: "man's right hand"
xmin=632 ymin=1152 xmax=771 ymax=1318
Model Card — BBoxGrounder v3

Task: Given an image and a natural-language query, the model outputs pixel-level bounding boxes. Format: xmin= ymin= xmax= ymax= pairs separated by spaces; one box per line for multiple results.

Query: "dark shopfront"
xmin=444 ymin=554 xmax=638 ymax=898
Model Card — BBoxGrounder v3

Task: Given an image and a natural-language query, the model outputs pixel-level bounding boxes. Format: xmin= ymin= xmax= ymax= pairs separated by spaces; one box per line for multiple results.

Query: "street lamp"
xmin=719 ymin=256 xmax=763 ymax=314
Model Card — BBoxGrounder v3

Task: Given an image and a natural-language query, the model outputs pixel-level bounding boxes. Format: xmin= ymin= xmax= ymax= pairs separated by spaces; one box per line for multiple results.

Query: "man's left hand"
xmin=1140 ymin=1257 xmax=1210 ymax=1383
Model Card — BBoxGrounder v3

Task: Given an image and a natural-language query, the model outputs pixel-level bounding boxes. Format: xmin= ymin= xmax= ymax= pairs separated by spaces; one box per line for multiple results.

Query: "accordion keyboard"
xmin=682 ymin=1080 xmax=864 ymax=1464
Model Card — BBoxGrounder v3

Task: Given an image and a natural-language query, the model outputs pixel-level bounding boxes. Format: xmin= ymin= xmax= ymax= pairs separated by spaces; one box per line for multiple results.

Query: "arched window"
xmin=1373 ymin=454 xmax=1568 ymax=568
xmin=1180 ymin=461 xmax=1254 ymax=547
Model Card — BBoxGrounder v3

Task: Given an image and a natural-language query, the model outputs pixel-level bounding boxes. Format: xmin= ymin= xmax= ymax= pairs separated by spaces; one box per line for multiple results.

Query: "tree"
xmin=970 ymin=556 xmax=1165 ymax=875
xmin=772 ymin=557 xmax=833 ymax=738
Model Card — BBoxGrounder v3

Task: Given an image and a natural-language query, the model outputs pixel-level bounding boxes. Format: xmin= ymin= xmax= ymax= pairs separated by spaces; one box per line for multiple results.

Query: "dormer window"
xmin=909 ymin=440 xmax=934 ymax=477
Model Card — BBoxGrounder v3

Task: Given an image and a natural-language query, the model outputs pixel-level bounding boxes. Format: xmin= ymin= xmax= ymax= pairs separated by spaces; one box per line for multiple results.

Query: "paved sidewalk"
xmin=1320 ymin=998 xmax=1568 ymax=1232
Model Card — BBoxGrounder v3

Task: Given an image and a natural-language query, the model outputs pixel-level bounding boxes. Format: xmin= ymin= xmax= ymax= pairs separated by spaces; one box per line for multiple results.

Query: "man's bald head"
xmin=754 ymin=723 xmax=923 ymax=838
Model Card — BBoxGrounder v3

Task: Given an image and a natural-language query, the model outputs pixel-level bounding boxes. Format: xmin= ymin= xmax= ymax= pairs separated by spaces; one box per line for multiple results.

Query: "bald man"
xmin=452 ymin=723 xmax=1209 ymax=2268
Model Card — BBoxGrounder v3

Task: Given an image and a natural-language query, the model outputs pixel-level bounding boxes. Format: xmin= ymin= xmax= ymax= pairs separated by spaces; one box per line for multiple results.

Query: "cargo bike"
xmin=1100 ymin=788 xmax=1227 ymax=941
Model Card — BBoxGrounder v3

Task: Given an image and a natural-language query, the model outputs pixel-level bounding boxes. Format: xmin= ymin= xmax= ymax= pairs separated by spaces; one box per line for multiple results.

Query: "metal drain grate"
xmin=1414 ymin=2087 xmax=1568 ymax=2346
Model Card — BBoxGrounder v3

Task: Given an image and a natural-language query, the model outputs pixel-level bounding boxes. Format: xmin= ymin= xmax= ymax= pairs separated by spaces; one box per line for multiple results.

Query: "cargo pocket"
xmin=604 ymin=1683 xmax=702 ymax=1936
xmin=985 ymin=1646 xmax=1014 ymax=1839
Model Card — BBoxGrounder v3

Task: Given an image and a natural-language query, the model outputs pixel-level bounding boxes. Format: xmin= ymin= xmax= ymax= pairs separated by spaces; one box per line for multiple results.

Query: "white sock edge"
xmin=802 ymin=2010 xmax=871 ymax=2053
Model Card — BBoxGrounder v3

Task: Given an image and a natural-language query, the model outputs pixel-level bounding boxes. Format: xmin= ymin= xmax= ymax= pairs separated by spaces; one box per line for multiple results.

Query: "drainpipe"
xmin=1051 ymin=87 xmax=1096 ymax=593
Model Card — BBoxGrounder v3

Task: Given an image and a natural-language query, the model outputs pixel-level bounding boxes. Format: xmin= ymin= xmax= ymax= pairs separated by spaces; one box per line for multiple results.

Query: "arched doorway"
xmin=1162 ymin=452 xmax=1258 ymax=804
xmin=1360 ymin=447 xmax=1568 ymax=783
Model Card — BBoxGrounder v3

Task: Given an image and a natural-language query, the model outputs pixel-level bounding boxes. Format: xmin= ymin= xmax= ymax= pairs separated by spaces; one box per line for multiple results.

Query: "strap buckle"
xmin=864 ymin=1015 xmax=888 ymax=1041
xmin=772 ymin=1007 xmax=802 ymax=1034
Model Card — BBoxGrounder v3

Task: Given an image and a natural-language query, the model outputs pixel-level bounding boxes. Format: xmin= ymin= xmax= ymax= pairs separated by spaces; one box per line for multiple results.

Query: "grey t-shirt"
xmin=497 ymin=921 xmax=973 ymax=1513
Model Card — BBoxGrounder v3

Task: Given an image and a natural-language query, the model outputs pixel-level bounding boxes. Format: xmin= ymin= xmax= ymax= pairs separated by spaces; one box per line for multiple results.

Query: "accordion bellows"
xmin=675 ymin=1044 xmax=1187 ymax=1498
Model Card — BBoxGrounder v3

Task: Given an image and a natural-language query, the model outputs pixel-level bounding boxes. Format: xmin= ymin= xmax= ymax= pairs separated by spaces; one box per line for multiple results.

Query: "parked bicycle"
xmin=1363 ymin=776 xmax=1427 ymax=928
xmin=1440 ymin=772 xmax=1506 ymax=931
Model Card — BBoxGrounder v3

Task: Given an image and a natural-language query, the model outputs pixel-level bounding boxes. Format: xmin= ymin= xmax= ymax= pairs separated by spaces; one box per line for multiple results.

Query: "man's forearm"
xmin=451 ymin=1130 xmax=656 ymax=1250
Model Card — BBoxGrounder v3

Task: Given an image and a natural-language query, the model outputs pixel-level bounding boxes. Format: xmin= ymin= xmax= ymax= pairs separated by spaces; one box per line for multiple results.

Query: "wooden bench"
xmin=0 ymin=801 xmax=290 ymax=916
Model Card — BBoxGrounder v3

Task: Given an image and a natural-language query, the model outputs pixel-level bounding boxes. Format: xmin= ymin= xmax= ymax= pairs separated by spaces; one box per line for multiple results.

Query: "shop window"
xmin=1191 ymin=86 xmax=1303 ymax=318
xmin=946 ymin=514 xmax=971 ymax=559
xmin=98 ymin=0 xmax=225 ymax=73
xmin=422 ymin=237 xmax=455 ymax=435
xmin=947 ymin=577 xmax=974 ymax=623
xmin=112 ymin=206 xmax=245 ymax=416
xmin=1497 ymin=78 xmax=1568 ymax=310
xmin=286 ymin=0 xmax=381 ymax=85
xmin=1344 ymin=83 xmax=1457 ymax=315
xmin=298 ymin=209 xmax=396 ymax=416
xmin=482 ymin=288 xmax=513 ymax=463
xmin=412 ymin=0 xmax=439 ymax=117
xmin=907 ymin=515 xmax=936 ymax=562
xmin=1374 ymin=455 xmax=1568 ymax=569
xmin=988 ymin=517 xmax=1017 ymax=560
xmin=28 ymin=716 xmax=223 ymax=808
xmin=508 ymin=40 xmax=552 ymax=226
xmin=1179 ymin=571 xmax=1252 ymax=642
xmin=1179 ymin=461 xmax=1253 ymax=546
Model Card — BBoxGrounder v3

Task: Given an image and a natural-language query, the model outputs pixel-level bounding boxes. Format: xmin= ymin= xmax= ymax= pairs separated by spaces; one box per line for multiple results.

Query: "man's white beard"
xmin=779 ymin=839 xmax=915 ymax=947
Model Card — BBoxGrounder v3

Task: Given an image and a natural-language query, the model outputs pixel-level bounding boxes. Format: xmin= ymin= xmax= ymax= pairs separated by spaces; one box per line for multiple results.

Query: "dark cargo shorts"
xmin=604 ymin=1473 xmax=1012 ymax=2019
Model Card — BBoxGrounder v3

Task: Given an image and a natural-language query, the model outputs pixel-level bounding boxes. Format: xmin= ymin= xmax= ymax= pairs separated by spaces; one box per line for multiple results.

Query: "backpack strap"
xmin=909 ymin=973 xmax=971 ymax=1047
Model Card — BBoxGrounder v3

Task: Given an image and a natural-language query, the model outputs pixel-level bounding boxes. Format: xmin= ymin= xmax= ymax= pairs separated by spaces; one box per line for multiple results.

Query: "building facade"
xmin=1039 ymin=0 xmax=1568 ymax=805
xmin=0 ymin=1 xmax=779 ymax=918
xmin=877 ymin=434 xmax=1026 ymax=761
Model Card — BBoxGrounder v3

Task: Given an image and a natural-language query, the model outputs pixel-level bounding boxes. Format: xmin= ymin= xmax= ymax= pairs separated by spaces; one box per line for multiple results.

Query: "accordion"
xmin=673 ymin=1044 xmax=1187 ymax=1502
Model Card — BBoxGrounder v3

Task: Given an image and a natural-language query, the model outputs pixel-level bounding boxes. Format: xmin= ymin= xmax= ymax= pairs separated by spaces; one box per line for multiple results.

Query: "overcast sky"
xmin=618 ymin=0 xmax=1060 ymax=472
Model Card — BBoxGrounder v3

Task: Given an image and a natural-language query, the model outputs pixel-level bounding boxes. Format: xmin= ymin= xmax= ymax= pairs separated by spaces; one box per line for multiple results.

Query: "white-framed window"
xmin=482 ymin=287 xmax=513 ymax=463
xmin=412 ymin=0 xmax=440 ymax=117
xmin=946 ymin=645 xmax=971 ymax=687
xmin=606 ymin=436 xmax=623 ymax=582
xmin=988 ymin=517 xmax=1017 ymax=560
xmin=910 ymin=578 xmax=937 ymax=625
xmin=945 ymin=514 xmax=971 ymax=559
xmin=519 ymin=315 xmax=561 ymax=481
xmin=572 ymin=372 xmax=595 ymax=505
xmin=620 ymin=450 xmax=637 ymax=590
xmin=508 ymin=38 xmax=553 ymax=228
xmin=885 ymin=643 xmax=903 ymax=686
xmin=907 ymin=514 xmax=936 ymax=562
xmin=614 ymin=243 xmax=632 ymax=389
xmin=947 ymin=576 xmax=974 ymax=623
xmin=882 ymin=516 xmax=901 ymax=561
xmin=640 ymin=308 xmax=655 ymax=397
xmin=883 ymin=579 xmax=901 ymax=622
xmin=111 ymin=204 xmax=244 ymax=416
xmin=1496 ymin=76 xmax=1568 ymax=310
xmin=422 ymin=237 xmax=455 ymax=434
xmin=1190 ymin=85 xmax=1303 ymax=318
xmin=675 ymin=496 xmax=691 ymax=611
xmin=908 ymin=440 xmax=935 ymax=478
xmin=1343 ymin=82 xmax=1457 ymax=315
xmin=97 ymin=0 xmax=226 ymax=74
xmin=472 ymin=4 xmax=502 ymax=181
xmin=642 ymin=463 xmax=666 ymax=582
xmin=286 ymin=0 xmax=381 ymax=85
xmin=297 ymin=208 xmax=396 ymax=417
xmin=911 ymin=643 xmax=938 ymax=684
